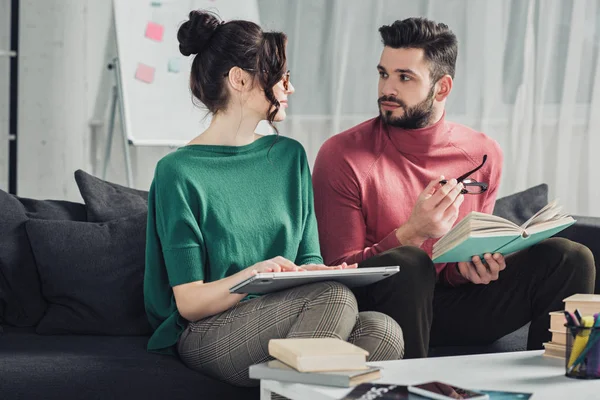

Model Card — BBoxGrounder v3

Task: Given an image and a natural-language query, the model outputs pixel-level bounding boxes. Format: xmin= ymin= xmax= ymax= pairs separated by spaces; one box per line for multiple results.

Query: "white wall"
xmin=16 ymin=0 xmax=171 ymax=201
xmin=0 ymin=0 xmax=10 ymax=192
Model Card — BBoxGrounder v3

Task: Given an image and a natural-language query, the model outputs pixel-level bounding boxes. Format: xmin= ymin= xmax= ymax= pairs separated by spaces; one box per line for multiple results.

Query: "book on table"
xmin=249 ymin=359 xmax=381 ymax=387
xmin=542 ymin=295 xmax=600 ymax=360
xmin=268 ymin=338 xmax=368 ymax=372
xmin=549 ymin=311 xmax=566 ymax=332
xmin=341 ymin=384 xmax=410 ymax=399
xmin=563 ymin=294 xmax=600 ymax=317
xmin=543 ymin=341 xmax=566 ymax=359
xmin=341 ymin=384 xmax=532 ymax=400
xmin=432 ymin=200 xmax=575 ymax=263
xmin=544 ymin=312 xmax=567 ymax=359
xmin=549 ymin=330 xmax=567 ymax=346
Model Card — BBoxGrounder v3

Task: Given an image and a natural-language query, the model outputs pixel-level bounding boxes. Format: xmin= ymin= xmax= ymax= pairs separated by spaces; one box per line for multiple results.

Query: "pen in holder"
xmin=565 ymin=324 xmax=600 ymax=379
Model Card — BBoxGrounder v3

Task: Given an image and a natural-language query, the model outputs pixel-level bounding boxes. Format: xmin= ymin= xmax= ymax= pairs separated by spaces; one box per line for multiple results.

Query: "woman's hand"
xmin=246 ymin=256 xmax=302 ymax=275
xmin=246 ymin=258 xmax=359 ymax=277
xmin=300 ymin=262 xmax=358 ymax=271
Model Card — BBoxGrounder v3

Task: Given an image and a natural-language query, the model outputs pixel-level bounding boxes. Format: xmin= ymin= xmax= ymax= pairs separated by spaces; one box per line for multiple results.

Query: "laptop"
xmin=229 ymin=266 xmax=400 ymax=295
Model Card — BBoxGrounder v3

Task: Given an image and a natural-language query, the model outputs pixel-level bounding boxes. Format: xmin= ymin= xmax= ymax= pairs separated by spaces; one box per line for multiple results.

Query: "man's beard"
xmin=378 ymin=85 xmax=435 ymax=129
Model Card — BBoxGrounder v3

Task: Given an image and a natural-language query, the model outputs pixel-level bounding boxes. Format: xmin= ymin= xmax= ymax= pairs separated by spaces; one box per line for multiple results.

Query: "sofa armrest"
xmin=555 ymin=215 xmax=600 ymax=293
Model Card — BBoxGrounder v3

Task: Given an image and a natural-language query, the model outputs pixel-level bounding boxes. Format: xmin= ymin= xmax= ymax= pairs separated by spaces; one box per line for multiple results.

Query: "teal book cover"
xmin=432 ymin=234 xmax=519 ymax=263
xmin=493 ymin=221 xmax=575 ymax=256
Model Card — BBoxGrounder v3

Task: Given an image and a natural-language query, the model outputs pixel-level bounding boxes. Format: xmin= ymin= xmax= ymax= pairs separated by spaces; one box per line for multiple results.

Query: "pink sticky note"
xmin=145 ymin=22 xmax=164 ymax=42
xmin=135 ymin=63 xmax=155 ymax=84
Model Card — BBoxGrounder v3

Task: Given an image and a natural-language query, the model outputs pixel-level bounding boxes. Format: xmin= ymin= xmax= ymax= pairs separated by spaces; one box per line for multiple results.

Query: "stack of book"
xmin=543 ymin=311 xmax=569 ymax=358
xmin=249 ymin=338 xmax=381 ymax=387
xmin=543 ymin=294 xmax=600 ymax=359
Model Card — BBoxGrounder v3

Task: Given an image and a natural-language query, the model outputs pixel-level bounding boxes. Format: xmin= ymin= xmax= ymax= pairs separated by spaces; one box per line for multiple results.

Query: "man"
xmin=312 ymin=17 xmax=595 ymax=359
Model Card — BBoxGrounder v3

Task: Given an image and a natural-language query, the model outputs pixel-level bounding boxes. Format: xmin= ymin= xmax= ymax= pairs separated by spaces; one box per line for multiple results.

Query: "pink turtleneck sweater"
xmin=312 ymin=114 xmax=503 ymax=286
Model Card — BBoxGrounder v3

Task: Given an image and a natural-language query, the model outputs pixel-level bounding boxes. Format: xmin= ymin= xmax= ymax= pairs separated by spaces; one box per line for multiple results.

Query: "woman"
xmin=144 ymin=10 xmax=404 ymax=387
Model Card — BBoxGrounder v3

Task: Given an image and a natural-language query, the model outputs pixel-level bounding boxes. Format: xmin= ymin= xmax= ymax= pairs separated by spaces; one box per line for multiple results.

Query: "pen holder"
xmin=565 ymin=326 xmax=600 ymax=379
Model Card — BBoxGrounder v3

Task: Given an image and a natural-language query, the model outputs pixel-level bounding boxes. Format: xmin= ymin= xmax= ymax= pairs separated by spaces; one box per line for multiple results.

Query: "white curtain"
xmin=257 ymin=0 xmax=600 ymax=217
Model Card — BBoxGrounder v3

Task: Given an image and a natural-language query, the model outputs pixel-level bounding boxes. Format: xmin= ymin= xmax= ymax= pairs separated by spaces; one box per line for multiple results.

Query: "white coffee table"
xmin=259 ymin=351 xmax=599 ymax=399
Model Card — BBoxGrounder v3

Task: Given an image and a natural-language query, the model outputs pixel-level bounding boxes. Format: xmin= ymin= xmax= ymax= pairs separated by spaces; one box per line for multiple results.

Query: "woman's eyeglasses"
xmin=281 ymin=70 xmax=291 ymax=91
xmin=440 ymin=155 xmax=489 ymax=195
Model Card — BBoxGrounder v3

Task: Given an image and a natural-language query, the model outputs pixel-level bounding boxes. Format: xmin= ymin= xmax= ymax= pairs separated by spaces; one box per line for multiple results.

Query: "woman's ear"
xmin=226 ymin=67 xmax=248 ymax=92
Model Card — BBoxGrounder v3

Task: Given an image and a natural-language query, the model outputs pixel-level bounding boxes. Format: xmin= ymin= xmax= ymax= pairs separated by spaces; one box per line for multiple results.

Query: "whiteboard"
xmin=112 ymin=0 xmax=269 ymax=146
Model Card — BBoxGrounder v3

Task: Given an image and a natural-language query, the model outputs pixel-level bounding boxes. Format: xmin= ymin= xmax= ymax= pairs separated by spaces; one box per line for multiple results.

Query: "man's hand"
xmin=456 ymin=253 xmax=506 ymax=284
xmin=396 ymin=176 xmax=465 ymax=247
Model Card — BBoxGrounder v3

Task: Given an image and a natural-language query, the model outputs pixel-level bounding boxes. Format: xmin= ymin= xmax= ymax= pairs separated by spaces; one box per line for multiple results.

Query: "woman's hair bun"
xmin=177 ymin=10 xmax=222 ymax=57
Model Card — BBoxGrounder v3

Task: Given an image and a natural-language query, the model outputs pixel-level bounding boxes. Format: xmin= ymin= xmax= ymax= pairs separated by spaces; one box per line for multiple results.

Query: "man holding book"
xmin=312 ymin=17 xmax=596 ymax=359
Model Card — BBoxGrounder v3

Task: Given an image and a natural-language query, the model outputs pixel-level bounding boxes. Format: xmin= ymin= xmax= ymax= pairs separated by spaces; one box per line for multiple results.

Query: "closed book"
xmin=550 ymin=330 xmax=567 ymax=346
xmin=268 ymin=338 xmax=368 ymax=372
xmin=563 ymin=294 xmax=600 ymax=317
xmin=543 ymin=342 xmax=566 ymax=359
xmin=249 ymin=360 xmax=381 ymax=387
xmin=549 ymin=311 xmax=566 ymax=332
xmin=432 ymin=201 xmax=574 ymax=263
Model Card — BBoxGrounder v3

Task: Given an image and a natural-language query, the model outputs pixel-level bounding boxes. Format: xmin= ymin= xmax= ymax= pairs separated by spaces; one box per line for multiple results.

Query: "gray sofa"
xmin=0 ymin=173 xmax=597 ymax=399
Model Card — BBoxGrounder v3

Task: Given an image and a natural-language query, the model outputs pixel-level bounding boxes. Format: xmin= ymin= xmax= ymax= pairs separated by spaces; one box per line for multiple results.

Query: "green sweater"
xmin=144 ymin=135 xmax=323 ymax=355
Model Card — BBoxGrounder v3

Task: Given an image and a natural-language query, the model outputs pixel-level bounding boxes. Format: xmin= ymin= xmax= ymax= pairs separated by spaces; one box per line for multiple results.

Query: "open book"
xmin=432 ymin=200 xmax=575 ymax=263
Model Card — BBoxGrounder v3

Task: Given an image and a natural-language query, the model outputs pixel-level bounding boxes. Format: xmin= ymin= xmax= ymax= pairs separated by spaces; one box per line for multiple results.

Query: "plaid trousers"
xmin=177 ymin=281 xmax=404 ymax=387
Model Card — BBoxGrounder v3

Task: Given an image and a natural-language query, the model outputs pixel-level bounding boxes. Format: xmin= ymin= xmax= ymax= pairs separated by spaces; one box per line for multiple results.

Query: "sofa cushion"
xmin=0 ymin=192 xmax=45 ymax=327
xmin=26 ymin=213 xmax=152 ymax=335
xmin=0 ymin=189 xmax=86 ymax=327
xmin=17 ymin=196 xmax=87 ymax=221
xmin=0 ymin=330 xmax=258 ymax=400
xmin=492 ymin=183 xmax=548 ymax=225
xmin=75 ymin=169 xmax=148 ymax=222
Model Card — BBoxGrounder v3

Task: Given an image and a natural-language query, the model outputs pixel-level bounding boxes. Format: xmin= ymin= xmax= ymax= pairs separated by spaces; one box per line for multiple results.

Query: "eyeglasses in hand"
xmin=440 ymin=155 xmax=489 ymax=195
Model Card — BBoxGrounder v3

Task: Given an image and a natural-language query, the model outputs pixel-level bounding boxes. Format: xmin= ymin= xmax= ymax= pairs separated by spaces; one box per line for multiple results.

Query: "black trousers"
xmin=352 ymin=237 xmax=596 ymax=359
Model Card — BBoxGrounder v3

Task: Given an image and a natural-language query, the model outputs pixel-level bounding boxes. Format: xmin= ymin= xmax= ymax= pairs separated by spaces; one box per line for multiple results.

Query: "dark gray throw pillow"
xmin=26 ymin=213 xmax=152 ymax=335
xmin=0 ymin=190 xmax=85 ymax=327
xmin=74 ymin=170 xmax=148 ymax=222
xmin=492 ymin=183 xmax=549 ymax=225
xmin=0 ymin=190 xmax=47 ymax=326
xmin=18 ymin=196 xmax=87 ymax=221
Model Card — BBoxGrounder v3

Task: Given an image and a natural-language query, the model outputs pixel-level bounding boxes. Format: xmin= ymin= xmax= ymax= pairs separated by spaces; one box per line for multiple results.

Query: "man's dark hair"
xmin=379 ymin=17 xmax=457 ymax=82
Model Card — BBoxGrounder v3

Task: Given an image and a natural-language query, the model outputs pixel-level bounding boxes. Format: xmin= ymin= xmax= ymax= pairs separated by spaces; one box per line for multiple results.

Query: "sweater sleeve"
xmin=441 ymin=140 xmax=505 ymax=287
xmin=295 ymin=150 xmax=325 ymax=266
xmin=312 ymin=141 xmax=401 ymax=266
xmin=480 ymin=143 xmax=504 ymax=216
xmin=154 ymin=163 xmax=206 ymax=287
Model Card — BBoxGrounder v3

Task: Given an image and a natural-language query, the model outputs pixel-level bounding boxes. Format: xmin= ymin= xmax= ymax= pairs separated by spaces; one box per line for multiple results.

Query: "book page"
xmin=525 ymin=216 xmax=575 ymax=235
xmin=469 ymin=212 xmax=521 ymax=228
xmin=440 ymin=213 xmax=516 ymax=239
xmin=433 ymin=212 xmax=521 ymax=255
xmin=520 ymin=200 xmax=564 ymax=229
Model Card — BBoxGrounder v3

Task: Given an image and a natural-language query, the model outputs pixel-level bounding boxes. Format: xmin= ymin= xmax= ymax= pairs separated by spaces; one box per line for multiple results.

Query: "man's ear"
xmin=226 ymin=66 xmax=248 ymax=92
xmin=434 ymin=75 xmax=453 ymax=102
